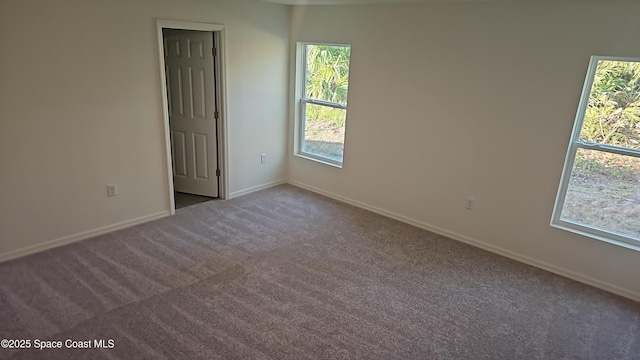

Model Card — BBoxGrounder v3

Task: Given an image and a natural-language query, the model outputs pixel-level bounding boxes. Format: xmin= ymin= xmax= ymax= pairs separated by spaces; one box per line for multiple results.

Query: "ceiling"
xmin=261 ymin=0 xmax=544 ymax=5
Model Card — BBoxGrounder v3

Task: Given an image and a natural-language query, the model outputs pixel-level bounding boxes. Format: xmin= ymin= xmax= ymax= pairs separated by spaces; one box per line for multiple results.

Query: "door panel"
xmin=193 ymin=133 xmax=209 ymax=180
xmin=166 ymin=66 xmax=185 ymax=116
xmin=191 ymin=69 xmax=206 ymax=118
xmin=163 ymin=29 xmax=218 ymax=197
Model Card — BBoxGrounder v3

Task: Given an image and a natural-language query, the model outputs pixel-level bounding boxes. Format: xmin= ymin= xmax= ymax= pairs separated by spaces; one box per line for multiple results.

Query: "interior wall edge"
xmin=286 ymin=180 xmax=640 ymax=303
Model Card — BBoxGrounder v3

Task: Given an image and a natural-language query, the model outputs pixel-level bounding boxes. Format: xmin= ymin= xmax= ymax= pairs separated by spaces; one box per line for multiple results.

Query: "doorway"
xmin=156 ymin=20 xmax=229 ymax=213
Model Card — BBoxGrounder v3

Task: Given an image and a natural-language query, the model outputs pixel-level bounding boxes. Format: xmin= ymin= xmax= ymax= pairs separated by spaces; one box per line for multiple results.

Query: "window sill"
xmin=294 ymin=152 xmax=343 ymax=168
xmin=550 ymin=221 xmax=640 ymax=252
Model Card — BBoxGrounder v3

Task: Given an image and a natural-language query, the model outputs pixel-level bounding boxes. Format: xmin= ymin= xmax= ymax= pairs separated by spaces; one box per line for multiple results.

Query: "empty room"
xmin=1 ymin=0 xmax=639 ymax=358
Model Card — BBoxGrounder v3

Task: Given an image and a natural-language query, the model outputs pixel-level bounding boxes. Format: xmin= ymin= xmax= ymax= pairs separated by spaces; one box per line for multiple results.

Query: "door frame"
xmin=156 ymin=19 xmax=229 ymax=213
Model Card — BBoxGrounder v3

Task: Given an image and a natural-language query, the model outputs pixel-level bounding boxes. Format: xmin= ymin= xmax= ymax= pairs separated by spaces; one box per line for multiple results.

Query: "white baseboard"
xmin=287 ymin=180 xmax=640 ymax=303
xmin=0 ymin=179 xmax=285 ymax=263
xmin=229 ymin=179 xmax=286 ymax=199
xmin=0 ymin=211 xmax=170 ymax=264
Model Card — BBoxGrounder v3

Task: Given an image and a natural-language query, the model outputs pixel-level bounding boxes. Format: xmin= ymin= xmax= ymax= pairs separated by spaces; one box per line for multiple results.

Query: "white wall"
xmin=0 ymin=0 xmax=289 ymax=258
xmin=288 ymin=1 xmax=640 ymax=300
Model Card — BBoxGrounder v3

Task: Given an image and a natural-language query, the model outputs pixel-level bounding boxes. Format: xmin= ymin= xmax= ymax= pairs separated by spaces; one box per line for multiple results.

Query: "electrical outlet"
xmin=107 ymin=184 xmax=117 ymax=197
xmin=261 ymin=154 xmax=266 ymax=163
xmin=466 ymin=197 xmax=474 ymax=210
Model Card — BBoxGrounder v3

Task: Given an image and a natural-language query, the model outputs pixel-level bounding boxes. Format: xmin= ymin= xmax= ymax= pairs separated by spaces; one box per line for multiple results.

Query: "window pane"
xmin=303 ymin=103 xmax=346 ymax=162
xmin=560 ymin=148 xmax=640 ymax=239
xmin=579 ymin=60 xmax=640 ymax=150
xmin=305 ymin=44 xmax=351 ymax=104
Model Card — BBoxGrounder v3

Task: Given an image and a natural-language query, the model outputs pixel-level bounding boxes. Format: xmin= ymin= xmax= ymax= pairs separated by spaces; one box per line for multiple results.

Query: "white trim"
xmin=0 ymin=211 xmax=170 ymax=264
xmin=229 ymin=180 xmax=287 ymax=199
xmin=287 ymin=180 xmax=640 ymax=303
xmin=292 ymin=42 xmax=304 ymax=161
xmin=551 ymin=56 xmax=598 ymax=226
xmin=214 ymin=29 xmax=230 ymax=201
xmin=551 ymin=222 xmax=640 ymax=252
xmin=577 ymin=141 xmax=640 ymax=157
xmin=302 ymin=98 xmax=346 ymax=110
xmin=155 ymin=19 xmax=230 ymax=215
xmin=294 ymin=153 xmax=343 ymax=168
xmin=294 ymin=42 xmax=351 ymax=166
xmin=156 ymin=20 xmax=224 ymax=32
xmin=551 ymin=55 xmax=640 ymax=249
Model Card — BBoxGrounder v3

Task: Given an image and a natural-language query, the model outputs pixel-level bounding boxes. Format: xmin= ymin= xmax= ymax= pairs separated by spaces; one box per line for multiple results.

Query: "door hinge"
xmin=214 ymin=110 xmax=219 ymax=119
xmin=216 ymin=169 xmax=221 ymax=177
xmin=212 ymin=47 xmax=217 ymax=57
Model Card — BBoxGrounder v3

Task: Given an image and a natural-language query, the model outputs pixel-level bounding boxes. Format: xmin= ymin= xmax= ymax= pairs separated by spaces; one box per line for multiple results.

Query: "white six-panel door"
xmin=163 ymin=29 xmax=218 ymax=197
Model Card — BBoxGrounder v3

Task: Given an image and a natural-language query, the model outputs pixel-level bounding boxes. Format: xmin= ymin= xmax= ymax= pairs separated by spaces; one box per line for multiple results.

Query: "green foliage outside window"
xmin=577 ymin=60 xmax=640 ymax=178
xmin=581 ymin=60 xmax=640 ymax=148
xmin=305 ymin=45 xmax=351 ymax=128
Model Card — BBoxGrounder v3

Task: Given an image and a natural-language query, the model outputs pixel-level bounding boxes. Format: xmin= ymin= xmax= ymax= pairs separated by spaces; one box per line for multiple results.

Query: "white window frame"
xmin=294 ymin=42 xmax=351 ymax=168
xmin=551 ymin=55 xmax=640 ymax=251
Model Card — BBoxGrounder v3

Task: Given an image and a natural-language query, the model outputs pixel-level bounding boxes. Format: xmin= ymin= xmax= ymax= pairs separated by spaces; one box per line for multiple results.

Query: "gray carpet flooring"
xmin=1 ymin=184 xmax=639 ymax=359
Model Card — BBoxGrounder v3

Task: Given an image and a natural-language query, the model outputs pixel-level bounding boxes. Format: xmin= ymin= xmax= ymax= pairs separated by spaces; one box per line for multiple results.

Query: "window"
xmin=552 ymin=56 xmax=640 ymax=249
xmin=295 ymin=43 xmax=351 ymax=167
